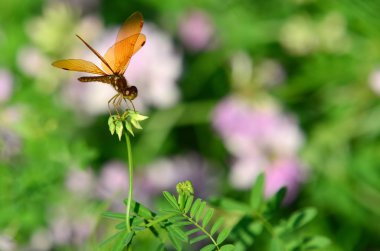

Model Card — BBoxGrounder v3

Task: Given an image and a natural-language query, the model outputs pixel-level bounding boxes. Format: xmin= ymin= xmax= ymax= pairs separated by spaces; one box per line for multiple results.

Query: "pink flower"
xmin=134 ymin=154 xmax=217 ymax=205
xmin=179 ymin=10 xmax=215 ymax=52
xmin=126 ymin=23 xmax=182 ymax=110
xmin=369 ymin=68 xmax=380 ymax=95
xmin=65 ymin=168 xmax=96 ymax=197
xmin=29 ymin=229 xmax=53 ymax=251
xmin=264 ymin=159 xmax=306 ymax=203
xmin=97 ymin=160 xmax=129 ymax=199
xmin=213 ymin=96 xmax=305 ymax=203
xmin=0 ymin=69 xmax=13 ymax=102
xmin=49 ymin=212 xmax=96 ymax=246
xmin=0 ymin=234 xmax=16 ymax=251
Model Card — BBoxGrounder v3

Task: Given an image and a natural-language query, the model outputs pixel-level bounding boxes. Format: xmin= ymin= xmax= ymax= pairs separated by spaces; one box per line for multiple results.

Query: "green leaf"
xmin=170 ymin=226 xmax=188 ymax=242
xmin=115 ymin=120 xmax=123 ymax=140
xmin=130 ymin=111 xmax=149 ymax=121
xmin=168 ymin=228 xmax=182 ymax=251
xmin=210 ymin=218 xmax=224 ymax=236
xmin=178 ymin=194 xmax=185 ymax=210
xmin=212 ymin=198 xmax=251 ymax=213
xmin=173 ymin=221 xmax=193 ymax=227
xmin=124 ymin=232 xmax=135 ymax=246
xmin=163 ymin=191 xmax=179 ymax=210
xmin=200 ymin=244 xmax=216 ymax=251
xmin=216 ymin=229 xmax=230 ymax=245
xmin=195 ymin=201 xmax=206 ymax=222
xmin=287 ymin=208 xmax=317 ymax=231
xmin=125 ymin=121 xmax=134 ymax=136
xmin=108 ymin=116 xmax=116 ymax=135
xmin=128 ymin=200 xmax=155 ymax=219
xmin=185 ymin=228 xmax=200 ymax=236
xmin=268 ymin=187 xmax=287 ymax=210
xmin=115 ymin=222 xmax=126 ymax=230
xmin=270 ymin=237 xmax=283 ymax=251
xmin=250 ymin=173 xmax=265 ymax=210
xmin=102 ymin=211 xmax=125 ymax=220
xmin=131 ymin=118 xmax=142 ymax=129
xmin=190 ymin=199 xmax=202 ymax=218
xmin=303 ymin=236 xmax=331 ymax=250
xmin=202 ymin=208 xmax=214 ymax=228
xmin=184 ymin=196 xmax=194 ymax=214
xmin=99 ymin=231 xmax=123 ymax=247
xmin=112 ymin=231 xmax=134 ymax=251
xmin=220 ymin=244 xmax=235 ymax=251
xmin=155 ymin=243 xmax=166 ymax=251
xmin=190 ymin=234 xmax=208 ymax=244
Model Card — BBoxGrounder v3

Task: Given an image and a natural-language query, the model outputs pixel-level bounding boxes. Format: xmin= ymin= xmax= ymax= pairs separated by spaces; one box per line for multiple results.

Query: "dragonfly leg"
xmin=108 ymin=94 xmax=119 ymax=116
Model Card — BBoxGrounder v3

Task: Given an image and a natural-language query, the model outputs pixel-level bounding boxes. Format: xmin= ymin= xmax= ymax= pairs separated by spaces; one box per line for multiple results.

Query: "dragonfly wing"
xmin=103 ymin=33 xmax=145 ymax=74
xmin=52 ymin=59 xmax=106 ymax=75
xmin=116 ymin=12 xmax=144 ymax=43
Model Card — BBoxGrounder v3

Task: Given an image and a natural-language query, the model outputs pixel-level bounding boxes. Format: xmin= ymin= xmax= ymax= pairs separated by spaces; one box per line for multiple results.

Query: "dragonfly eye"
xmin=126 ymin=86 xmax=138 ymax=100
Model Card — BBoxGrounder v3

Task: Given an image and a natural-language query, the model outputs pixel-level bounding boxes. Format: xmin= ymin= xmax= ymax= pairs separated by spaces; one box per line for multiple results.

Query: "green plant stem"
xmin=125 ymin=132 xmax=133 ymax=233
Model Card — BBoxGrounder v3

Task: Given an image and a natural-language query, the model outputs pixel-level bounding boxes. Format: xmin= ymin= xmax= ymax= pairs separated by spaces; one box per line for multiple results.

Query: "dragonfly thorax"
xmin=111 ymin=75 xmax=138 ymax=100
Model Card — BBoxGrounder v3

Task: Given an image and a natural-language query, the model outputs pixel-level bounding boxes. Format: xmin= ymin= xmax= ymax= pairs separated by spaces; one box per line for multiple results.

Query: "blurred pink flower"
xmin=96 ymin=160 xmax=129 ymax=211
xmin=256 ymin=59 xmax=286 ymax=87
xmin=369 ymin=68 xmax=380 ymax=95
xmin=29 ymin=229 xmax=53 ymax=251
xmin=179 ymin=10 xmax=215 ymax=52
xmin=0 ymin=106 xmax=23 ymax=127
xmin=126 ymin=23 xmax=182 ymax=110
xmin=0 ymin=129 xmax=21 ymax=161
xmin=265 ymin=158 xmax=305 ymax=203
xmin=213 ymin=96 xmax=305 ymax=203
xmin=65 ymin=168 xmax=96 ymax=197
xmin=135 ymin=153 xmax=217 ymax=205
xmin=50 ymin=215 xmax=71 ymax=245
xmin=0 ymin=69 xmax=13 ymax=102
xmin=17 ymin=46 xmax=49 ymax=77
xmin=97 ymin=160 xmax=129 ymax=198
xmin=0 ymin=234 xmax=16 ymax=251
xmin=49 ymin=211 xmax=96 ymax=246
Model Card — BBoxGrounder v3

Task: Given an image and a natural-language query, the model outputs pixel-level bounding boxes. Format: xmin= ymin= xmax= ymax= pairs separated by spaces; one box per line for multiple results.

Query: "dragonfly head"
xmin=125 ymin=86 xmax=138 ymax=100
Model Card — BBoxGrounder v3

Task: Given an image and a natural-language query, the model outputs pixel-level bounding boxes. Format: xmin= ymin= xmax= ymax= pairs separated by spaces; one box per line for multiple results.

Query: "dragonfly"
xmin=52 ymin=12 xmax=146 ymax=115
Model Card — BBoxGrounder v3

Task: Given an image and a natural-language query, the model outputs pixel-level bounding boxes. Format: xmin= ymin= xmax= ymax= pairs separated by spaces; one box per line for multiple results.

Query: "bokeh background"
xmin=1 ymin=0 xmax=380 ymax=250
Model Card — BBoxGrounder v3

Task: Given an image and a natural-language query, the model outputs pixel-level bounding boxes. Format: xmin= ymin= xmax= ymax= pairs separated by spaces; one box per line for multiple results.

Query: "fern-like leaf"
xmin=217 ymin=229 xmax=230 ymax=245
xmin=184 ymin=196 xmax=194 ymax=213
xmin=190 ymin=198 xmax=202 ymax=218
xmin=202 ymin=208 xmax=214 ymax=228
xmin=163 ymin=191 xmax=180 ymax=210
xmin=211 ymin=218 xmax=224 ymax=236
xmin=195 ymin=201 xmax=207 ymax=222
xmin=161 ymin=190 xmax=233 ymax=251
xmin=190 ymin=234 xmax=208 ymax=244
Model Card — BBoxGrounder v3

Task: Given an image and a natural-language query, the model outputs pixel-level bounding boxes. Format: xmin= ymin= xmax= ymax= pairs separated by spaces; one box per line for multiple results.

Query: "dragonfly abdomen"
xmin=78 ymin=76 xmax=113 ymax=84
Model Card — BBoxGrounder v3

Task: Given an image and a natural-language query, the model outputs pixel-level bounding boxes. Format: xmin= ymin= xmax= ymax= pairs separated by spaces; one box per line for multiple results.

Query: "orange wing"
xmin=102 ymin=12 xmax=145 ymax=75
xmin=116 ymin=12 xmax=144 ymax=43
xmin=76 ymin=35 xmax=115 ymax=75
xmin=52 ymin=59 xmax=106 ymax=75
xmin=102 ymin=34 xmax=146 ymax=75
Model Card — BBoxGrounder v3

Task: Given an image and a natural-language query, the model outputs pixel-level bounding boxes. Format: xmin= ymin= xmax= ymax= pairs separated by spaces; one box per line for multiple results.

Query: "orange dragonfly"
xmin=52 ymin=12 xmax=146 ymax=114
